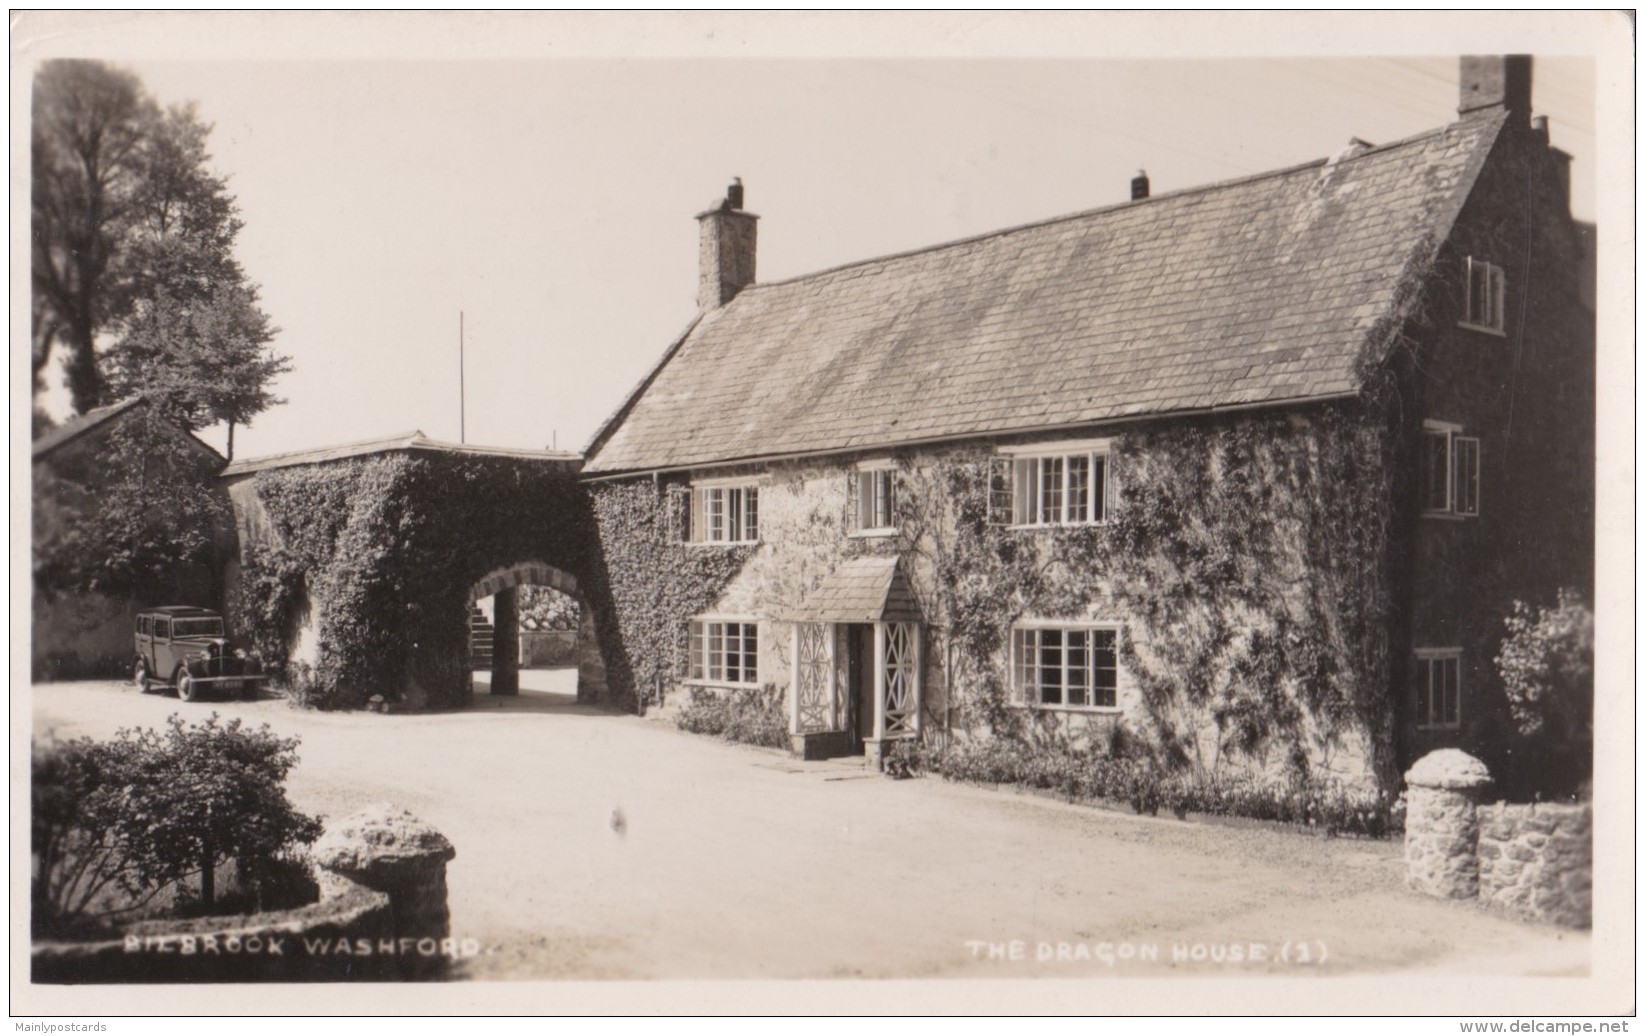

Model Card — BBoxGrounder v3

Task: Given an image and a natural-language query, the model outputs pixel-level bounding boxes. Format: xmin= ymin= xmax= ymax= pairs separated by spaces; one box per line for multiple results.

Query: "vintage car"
xmin=132 ymin=606 xmax=265 ymax=702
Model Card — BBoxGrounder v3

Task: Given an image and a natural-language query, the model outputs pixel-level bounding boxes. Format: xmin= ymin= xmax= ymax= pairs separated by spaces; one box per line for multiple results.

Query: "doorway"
xmin=845 ymin=622 xmax=875 ymax=750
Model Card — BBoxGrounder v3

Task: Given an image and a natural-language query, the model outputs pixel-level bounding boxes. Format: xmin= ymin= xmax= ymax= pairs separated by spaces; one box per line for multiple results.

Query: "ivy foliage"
xmin=586 ymin=479 xmax=753 ymax=707
xmin=895 ymin=402 xmax=1399 ymax=789
xmin=231 ymin=452 xmax=593 ymax=709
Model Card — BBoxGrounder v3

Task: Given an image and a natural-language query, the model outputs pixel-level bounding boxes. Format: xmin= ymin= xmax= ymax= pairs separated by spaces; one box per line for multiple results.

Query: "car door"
xmin=153 ymin=616 xmax=177 ymax=680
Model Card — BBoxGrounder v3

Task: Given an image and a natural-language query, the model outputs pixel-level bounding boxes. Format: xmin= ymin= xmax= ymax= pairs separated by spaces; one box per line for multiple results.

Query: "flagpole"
xmin=459 ymin=310 xmax=466 ymax=444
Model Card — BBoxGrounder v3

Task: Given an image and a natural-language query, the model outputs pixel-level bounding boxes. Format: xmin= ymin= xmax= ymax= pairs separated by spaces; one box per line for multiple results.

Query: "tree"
xmin=104 ymin=102 xmax=289 ymax=457
xmin=32 ymin=61 xmax=288 ymax=454
xmin=32 ymin=713 xmax=321 ymax=934
xmin=31 ymin=60 xmax=154 ymax=411
xmin=1495 ymin=588 xmax=1594 ymax=741
xmin=33 ymin=406 xmax=229 ymax=601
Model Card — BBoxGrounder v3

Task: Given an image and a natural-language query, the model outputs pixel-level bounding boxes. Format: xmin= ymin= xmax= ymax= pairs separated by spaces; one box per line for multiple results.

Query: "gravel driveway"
xmin=31 ymin=676 xmax=1589 ymax=981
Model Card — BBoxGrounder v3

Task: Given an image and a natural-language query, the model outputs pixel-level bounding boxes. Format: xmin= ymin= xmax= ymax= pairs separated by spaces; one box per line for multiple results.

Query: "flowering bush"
xmin=1496 ymin=589 xmax=1593 ymax=740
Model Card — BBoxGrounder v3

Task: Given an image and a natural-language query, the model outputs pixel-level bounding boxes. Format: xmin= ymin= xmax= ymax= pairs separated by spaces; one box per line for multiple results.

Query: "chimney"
xmin=1130 ymin=170 xmax=1150 ymax=201
xmin=696 ymin=177 xmax=758 ymax=312
xmin=1458 ymin=55 xmax=1532 ymax=122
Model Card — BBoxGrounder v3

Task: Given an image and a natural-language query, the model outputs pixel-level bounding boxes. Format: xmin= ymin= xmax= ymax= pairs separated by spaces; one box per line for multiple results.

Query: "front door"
xmin=845 ymin=623 xmax=875 ymax=749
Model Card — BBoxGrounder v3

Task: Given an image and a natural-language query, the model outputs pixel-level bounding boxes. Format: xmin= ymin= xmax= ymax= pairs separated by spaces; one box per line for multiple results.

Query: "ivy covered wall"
xmin=590 ymin=396 xmax=1405 ymax=790
xmin=225 ymin=451 xmax=595 ymax=709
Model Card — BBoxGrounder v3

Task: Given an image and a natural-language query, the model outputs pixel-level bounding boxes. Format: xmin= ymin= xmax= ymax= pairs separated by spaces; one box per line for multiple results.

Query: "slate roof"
xmin=781 ymin=556 xmax=923 ymax=624
xmin=221 ymin=430 xmax=579 ymax=477
xmin=32 ymin=397 xmax=225 ymax=464
xmin=584 ymin=114 xmax=1505 ymax=476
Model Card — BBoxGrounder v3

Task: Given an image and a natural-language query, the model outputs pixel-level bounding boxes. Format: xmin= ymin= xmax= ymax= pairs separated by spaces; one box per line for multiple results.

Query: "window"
xmin=1461 ymin=256 xmax=1506 ymax=333
xmin=670 ymin=482 xmax=760 ymax=544
xmin=154 ymin=617 xmax=171 ymax=639
xmin=989 ymin=441 xmax=1114 ymax=527
xmin=687 ymin=619 xmax=760 ymax=686
xmin=1011 ymin=625 xmax=1119 ymax=709
xmin=1424 ymin=421 xmax=1480 ymax=517
xmin=852 ymin=466 xmax=897 ymax=533
xmin=1416 ymin=650 xmax=1462 ymax=729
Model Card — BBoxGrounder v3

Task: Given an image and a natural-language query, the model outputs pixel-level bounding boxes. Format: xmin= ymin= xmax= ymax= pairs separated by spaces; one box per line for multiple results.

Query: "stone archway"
xmin=468 ymin=561 xmax=606 ymax=703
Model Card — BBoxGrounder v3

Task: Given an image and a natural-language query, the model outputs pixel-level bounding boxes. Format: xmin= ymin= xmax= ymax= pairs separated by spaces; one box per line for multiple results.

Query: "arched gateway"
xmin=467 ymin=561 xmax=606 ymax=702
xmin=219 ymin=432 xmax=608 ymax=711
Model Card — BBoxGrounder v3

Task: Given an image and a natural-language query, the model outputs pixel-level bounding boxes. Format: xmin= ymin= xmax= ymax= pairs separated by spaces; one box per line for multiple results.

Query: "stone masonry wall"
xmin=1403 ymin=749 xmax=1590 ymax=929
xmin=1476 ymin=801 xmax=1593 ymax=928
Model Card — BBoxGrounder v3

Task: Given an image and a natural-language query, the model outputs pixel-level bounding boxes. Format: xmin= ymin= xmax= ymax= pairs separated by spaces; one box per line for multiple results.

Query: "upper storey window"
xmin=1460 ymin=256 xmax=1506 ymax=335
xmin=668 ymin=479 xmax=761 ymax=544
xmin=988 ymin=440 xmax=1114 ymax=528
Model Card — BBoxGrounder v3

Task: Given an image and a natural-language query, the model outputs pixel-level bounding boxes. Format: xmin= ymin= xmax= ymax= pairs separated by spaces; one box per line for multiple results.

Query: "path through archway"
xmin=468 ymin=562 xmax=606 ymax=704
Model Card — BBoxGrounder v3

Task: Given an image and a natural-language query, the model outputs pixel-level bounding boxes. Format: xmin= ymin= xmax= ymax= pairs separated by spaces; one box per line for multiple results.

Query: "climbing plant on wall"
xmin=230 ymin=453 xmax=593 ymax=709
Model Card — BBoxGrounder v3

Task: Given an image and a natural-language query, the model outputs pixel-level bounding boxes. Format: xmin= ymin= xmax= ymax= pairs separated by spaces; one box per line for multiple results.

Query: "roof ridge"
xmin=742 ymin=121 xmax=1465 ymax=295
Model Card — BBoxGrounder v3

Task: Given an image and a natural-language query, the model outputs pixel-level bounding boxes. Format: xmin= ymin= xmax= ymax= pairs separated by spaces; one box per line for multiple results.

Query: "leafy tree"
xmin=31 ymin=60 xmax=153 ymax=410
xmin=32 ymin=713 xmax=321 ymax=934
xmin=104 ymin=102 xmax=288 ymax=458
xmin=518 ymin=584 xmax=580 ymax=631
xmin=1496 ymin=588 xmax=1594 ymax=740
xmin=32 ymin=61 xmax=288 ymax=454
xmin=33 ymin=405 xmax=229 ymax=601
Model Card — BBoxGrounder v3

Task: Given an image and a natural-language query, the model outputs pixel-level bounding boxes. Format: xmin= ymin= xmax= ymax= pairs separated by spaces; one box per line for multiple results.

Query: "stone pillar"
xmin=1403 ymin=749 xmax=1493 ymax=900
xmin=574 ymin=605 xmax=607 ymax=704
xmin=311 ymin=805 xmax=457 ymax=979
xmin=490 ymin=586 xmax=519 ymax=696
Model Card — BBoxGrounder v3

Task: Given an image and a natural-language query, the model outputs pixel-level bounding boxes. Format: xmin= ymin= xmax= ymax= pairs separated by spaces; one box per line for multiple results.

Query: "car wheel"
xmin=133 ymin=660 xmax=149 ymax=692
xmin=175 ymin=669 xmax=198 ymax=702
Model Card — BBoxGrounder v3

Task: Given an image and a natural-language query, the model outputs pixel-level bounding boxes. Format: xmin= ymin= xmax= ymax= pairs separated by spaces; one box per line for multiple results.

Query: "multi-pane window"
xmin=670 ymin=483 xmax=760 ymax=544
xmin=854 ymin=468 xmax=896 ymax=532
xmin=687 ymin=620 xmax=760 ymax=686
xmin=1424 ymin=423 xmax=1480 ymax=517
xmin=1416 ymin=650 xmax=1462 ymax=729
xmin=1011 ymin=626 xmax=1119 ymax=709
xmin=989 ymin=446 xmax=1113 ymax=527
xmin=1461 ymin=256 xmax=1506 ymax=333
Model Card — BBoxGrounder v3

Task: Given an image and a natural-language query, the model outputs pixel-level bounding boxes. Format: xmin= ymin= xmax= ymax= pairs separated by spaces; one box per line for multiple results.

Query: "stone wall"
xmin=1403 ymin=749 xmax=1590 ymax=929
xmin=33 ymin=806 xmax=459 ymax=984
xmin=1477 ymin=801 xmax=1593 ymax=928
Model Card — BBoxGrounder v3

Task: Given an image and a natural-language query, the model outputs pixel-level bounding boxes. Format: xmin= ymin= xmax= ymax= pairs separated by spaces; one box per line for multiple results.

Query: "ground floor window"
xmin=688 ymin=619 xmax=759 ymax=686
xmin=1415 ymin=649 xmax=1462 ymax=729
xmin=1011 ymin=625 xmax=1119 ymax=708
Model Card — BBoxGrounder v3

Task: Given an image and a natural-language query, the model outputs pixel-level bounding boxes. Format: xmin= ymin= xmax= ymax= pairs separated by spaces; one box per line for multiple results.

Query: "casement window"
xmin=1461 ymin=256 xmax=1506 ymax=334
xmin=851 ymin=464 xmax=897 ymax=534
xmin=988 ymin=440 xmax=1114 ymax=527
xmin=1010 ymin=625 xmax=1120 ymax=709
xmin=1415 ymin=649 xmax=1462 ymax=729
xmin=686 ymin=619 xmax=760 ymax=687
xmin=667 ymin=481 xmax=760 ymax=544
xmin=1423 ymin=421 xmax=1480 ymax=517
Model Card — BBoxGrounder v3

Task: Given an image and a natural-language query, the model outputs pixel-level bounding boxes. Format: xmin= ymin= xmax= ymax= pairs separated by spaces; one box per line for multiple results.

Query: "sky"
xmin=15 ymin=13 xmax=1619 ymax=463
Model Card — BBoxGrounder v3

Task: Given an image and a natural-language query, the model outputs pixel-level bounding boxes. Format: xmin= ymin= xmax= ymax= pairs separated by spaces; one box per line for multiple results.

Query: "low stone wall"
xmin=1403 ymin=750 xmax=1591 ymax=929
xmin=520 ymin=629 xmax=576 ymax=667
xmin=33 ymin=805 xmax=459 ymax=983
xmin=1477 ymin=801 xmax=1593 ymax=929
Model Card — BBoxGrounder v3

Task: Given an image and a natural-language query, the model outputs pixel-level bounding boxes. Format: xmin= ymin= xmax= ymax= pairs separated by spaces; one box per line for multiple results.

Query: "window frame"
xmin=1414 ymin=648 xmax=1463 ymax=730
xmin=1459 ymin=256 xmax=1507 ymax=336
xmin=1422 ymin=420 xmax=1481 ymax=519
xmin=1009 ymin=621 xmax=1122 ymax=712
xmin=685 ymin=616 xmax=762 ymax=688
xmin=681 ymin=477 xmax=762 ymax=546
xmin=851 ymin=461 xmax=898 ymax=537
xmin=990 ymin=439 xmax=1115 ymax=529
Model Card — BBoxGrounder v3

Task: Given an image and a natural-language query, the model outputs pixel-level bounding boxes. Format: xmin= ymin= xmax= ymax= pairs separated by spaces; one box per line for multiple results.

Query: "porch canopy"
xmin=781 ymin=556 xmax=922 ymax=625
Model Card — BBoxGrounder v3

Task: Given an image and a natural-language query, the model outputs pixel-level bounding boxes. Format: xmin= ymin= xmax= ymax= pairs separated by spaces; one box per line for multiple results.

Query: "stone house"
xmin=579 ymin=56 xmax=1593 ymax=788
xmin=31 ymin=397 xmax=228 ymax=679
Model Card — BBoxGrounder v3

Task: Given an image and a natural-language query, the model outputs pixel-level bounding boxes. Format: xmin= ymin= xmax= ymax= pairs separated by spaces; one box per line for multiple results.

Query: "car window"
xmin=154 ymin=618 xmax=171 ymax=639
xmin=138 ymin=617 xmax=150 ymax=636
xmin=173 ymin=618 xmax=225 ymax=637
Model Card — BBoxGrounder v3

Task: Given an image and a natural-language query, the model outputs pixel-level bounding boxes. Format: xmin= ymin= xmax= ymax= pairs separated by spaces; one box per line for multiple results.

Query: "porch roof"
xmin=783 ymin=556 xmax=923 ymax=625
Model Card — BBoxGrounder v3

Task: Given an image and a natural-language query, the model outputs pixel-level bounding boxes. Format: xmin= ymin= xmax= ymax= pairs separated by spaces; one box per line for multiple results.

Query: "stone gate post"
xmin=1403 ymin=749 xmax=1493 ymax=900
xmin=311 ymin=805 xmax=457 ymax=978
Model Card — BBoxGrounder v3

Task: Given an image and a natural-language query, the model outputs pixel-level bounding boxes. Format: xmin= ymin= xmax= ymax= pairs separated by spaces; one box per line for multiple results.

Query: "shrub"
xmin=1497 ymin=589 xmax=1593 ymax=740
xmin=675 ymin=684 xmax=788 ymax=750
xmin=32 ymin=714 xmax=322 ymax=936
xmin=919 ymin=732 xmax=1400 ymax=838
